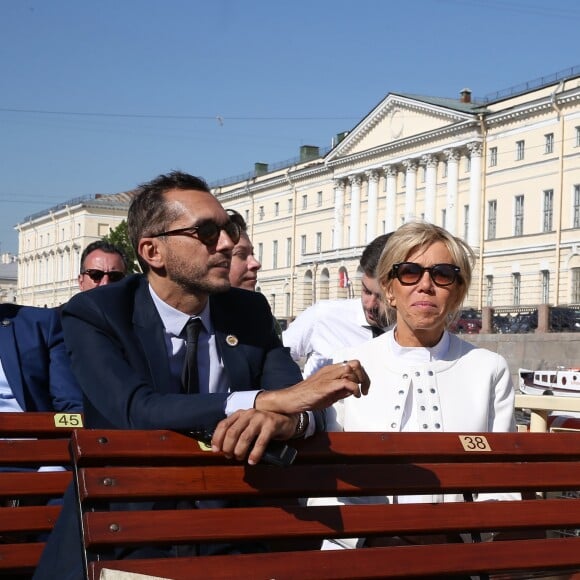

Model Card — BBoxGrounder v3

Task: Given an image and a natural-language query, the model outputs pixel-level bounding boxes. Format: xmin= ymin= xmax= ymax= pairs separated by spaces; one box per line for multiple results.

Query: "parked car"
xmin=449 ymin=309 xmax=482 ymax=334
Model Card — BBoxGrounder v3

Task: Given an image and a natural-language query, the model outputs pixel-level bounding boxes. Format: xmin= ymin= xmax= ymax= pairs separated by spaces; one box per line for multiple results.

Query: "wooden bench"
xmin=0 ymin=411 xmax=83 ymax=577
xmin=71 ymin=429 xmax=580 ymax=580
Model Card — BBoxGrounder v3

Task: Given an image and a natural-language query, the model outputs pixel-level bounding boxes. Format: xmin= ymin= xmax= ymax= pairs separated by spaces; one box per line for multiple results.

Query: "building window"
xmin=441 ymin=208 xmax=446 ymax=229
xmin=514 ymin=195 xmax=524 ymax=236
xmin=441 ymin=161 xmax=448 ymax=178
xmin=272 ymin=240 xmax=278 ymax=269
xmin=463 ymin=205 xmax=469 ymax=240
xmin=574 ymin=185 xmax=580 ymax=228
xmin=274 ymin=202 xmax=279 ymax=217
xmin=541 ymin=270 xmax=550 ymax=304
xmin=576 ymin=126 xmax=580 ymax=148
xmin=516 ymin=140 xmax=525 ymax=161
xmin=257 ymin=243 xmax=263 ymax=265
xmin=316 ymin=232 xmax=322 ymax=253
xmin=286 ymin=237 xmax=292 ymax=267
xmin=270 ymin=294 xmax=276 ymax=315
xmin=285 ymin=293 xmax=291 ymax=317
xmin=488 ymin=200 xmax=497 ymax=240
xmin=545 ymin=133 xmax=554 ymax=154
xmin=572 ymin=268 xmax=580 ymax=303
xmin=302 ymin=195 xmax=308 ymax=210
xmin=259 ymin=206 xmax=265 ymax=221
xmin=288 ymin=198 xmax=293 ymax=213
xmin=465 ymin=156 xmax=471 ymax=173
xmin=244 ymin=209 xmax=250 ymax=223
xmin=513 ymin=273 xmax=521 ymax=306
xmin=489 ymin=147 xmax=498 ymax=167
xmin=300 ymin=235 xmax=306 ymax=254
xmin=543 ymin=189 xmax=553 ymax=232
xmin=486 ymin=275 xmax=493 ymax=307
xmin=317 ymin=191 xmax=322 ymax=207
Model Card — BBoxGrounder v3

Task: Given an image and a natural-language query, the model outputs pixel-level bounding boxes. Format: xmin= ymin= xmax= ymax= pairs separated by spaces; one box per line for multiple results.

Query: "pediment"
xmin=326 ymin=93 xmax=477 ymax=161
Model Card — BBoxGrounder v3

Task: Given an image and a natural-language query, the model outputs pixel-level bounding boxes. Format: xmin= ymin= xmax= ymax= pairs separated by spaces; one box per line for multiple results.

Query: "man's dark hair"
xmin=359 ymin=233 xmax=392 ymax=277
xmin=80 ymin=240 xmax=128 ymax=273
xmin=127 ymin=171 xmax=211 ymax=272
xmin=226 ymin=209 xmax=248 ymax=233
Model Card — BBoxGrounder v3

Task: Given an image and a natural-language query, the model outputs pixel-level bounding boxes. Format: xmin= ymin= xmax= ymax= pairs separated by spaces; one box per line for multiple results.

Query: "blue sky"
xmin=1 ymin=0 xmax=580 ymax=253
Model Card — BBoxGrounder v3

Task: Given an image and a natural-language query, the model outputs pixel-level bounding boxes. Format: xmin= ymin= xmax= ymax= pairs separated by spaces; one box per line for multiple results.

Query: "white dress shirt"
xmin=283 ymin=298 xmax=379 ymax=378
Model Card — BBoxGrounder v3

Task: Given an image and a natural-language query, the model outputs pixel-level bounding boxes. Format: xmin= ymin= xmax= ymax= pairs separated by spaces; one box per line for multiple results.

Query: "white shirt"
xmin=283 ymin=298 xmax=379 ymax=378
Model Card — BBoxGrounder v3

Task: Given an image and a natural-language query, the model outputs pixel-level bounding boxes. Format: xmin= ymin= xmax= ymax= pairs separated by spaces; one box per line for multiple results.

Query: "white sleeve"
xmin=282 ymin=304 xmax=319 ymax=362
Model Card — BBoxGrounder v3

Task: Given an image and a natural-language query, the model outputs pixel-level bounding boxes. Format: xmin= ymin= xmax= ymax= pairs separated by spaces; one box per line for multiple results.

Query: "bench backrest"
xmin=0 ymin=411 xmax=83 ymax=577
xmin=72 ymin=429 xmax=580 ymax=580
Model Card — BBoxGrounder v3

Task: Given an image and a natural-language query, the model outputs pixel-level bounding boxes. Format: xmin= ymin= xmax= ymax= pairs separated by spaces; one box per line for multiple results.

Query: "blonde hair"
xmin=377 ymin=221 xmax=476 ymax=325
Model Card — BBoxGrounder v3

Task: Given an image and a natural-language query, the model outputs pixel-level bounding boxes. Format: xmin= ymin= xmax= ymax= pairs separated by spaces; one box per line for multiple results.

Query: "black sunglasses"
xmin=390 ymin=262 xmax=461 ymax=287
xmin=81 ymin=269 xmax=125 ymax=283
xmin=152 ymin=219 xmax=241 ymax=246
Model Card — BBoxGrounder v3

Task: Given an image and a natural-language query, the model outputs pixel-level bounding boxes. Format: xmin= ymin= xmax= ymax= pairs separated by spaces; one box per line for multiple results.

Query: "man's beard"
xmin=167 ymin=255 xmax=231 ymax=296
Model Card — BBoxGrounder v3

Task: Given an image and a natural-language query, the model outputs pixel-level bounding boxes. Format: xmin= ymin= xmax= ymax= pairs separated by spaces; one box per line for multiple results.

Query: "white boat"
xmin=519 ymin=367 xmax=580 ymax=397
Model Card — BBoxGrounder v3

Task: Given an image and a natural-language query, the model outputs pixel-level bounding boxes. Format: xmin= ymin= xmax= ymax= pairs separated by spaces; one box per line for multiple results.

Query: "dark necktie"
xmin=181 ymin=318 xmax=202 ymax=394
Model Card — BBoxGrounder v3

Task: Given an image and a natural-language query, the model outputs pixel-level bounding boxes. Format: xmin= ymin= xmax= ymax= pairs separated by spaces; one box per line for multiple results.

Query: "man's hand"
xmin=211 ymin=408 xmax=296 ymax=465
xmin=255 ymin=359 xmax=370 ymax=415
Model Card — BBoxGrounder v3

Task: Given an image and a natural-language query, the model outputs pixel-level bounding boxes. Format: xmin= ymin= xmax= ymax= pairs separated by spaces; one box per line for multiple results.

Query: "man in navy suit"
xmin=34 ymin=171 xmax=368 ymax=578
xmin=0 ymin=304 xmax=82 ymax=414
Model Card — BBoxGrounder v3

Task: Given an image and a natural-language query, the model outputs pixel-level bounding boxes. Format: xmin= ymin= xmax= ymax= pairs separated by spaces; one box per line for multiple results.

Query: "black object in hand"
xmin=186 ymin=428 xmax=297 ymax=467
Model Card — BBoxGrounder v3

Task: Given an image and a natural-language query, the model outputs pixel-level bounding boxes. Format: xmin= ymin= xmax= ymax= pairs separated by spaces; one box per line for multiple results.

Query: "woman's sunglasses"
xmin=390 ymin=262 xmax=461 ymax=287
xmin=81 ymin=269 xmax=125 ymax=283
xmin=152 ymin=219 xmax=241 ymax=246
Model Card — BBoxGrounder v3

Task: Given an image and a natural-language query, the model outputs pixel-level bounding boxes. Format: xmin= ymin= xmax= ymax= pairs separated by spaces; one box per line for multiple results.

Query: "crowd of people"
xmin=0 ymin=169 xmax=516 ymax=577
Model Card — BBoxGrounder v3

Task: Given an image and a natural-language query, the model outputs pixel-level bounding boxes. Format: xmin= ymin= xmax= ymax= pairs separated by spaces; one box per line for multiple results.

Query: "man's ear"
xmin=138 ymin=238 xmax=164 ymax=270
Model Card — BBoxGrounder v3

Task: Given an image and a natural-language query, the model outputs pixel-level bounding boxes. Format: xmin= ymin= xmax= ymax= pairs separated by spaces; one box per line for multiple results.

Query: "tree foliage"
xmin=103 ymin=220 xmax=141 ymax=274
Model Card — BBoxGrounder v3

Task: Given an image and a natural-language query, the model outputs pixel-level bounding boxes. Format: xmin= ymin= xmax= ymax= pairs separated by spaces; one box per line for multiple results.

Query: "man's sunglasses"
xmin=81 ymin=269 xmax=125 ymax=283
xmin=151 ymin=219 xmax=241 ymax=246
xmin=390 ymin=262 xmax=461 ymax=287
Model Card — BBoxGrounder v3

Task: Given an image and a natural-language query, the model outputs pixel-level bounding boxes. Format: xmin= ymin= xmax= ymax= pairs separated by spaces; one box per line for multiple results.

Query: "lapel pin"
xmin=1 ymin=319 xmax=11 ymax=327
xmin=225 ymin=334 xmax=239 ymax=347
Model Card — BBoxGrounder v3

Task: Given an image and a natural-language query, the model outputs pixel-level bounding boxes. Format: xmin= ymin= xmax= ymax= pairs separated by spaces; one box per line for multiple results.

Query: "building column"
xmin=403 ymin=160 xmax=418 ymax=222
xmin=366 ymin=170 xmax=379 ymax=243
xmin=467 ymin=142 xmax=482 ymax=249
xmin=332 ymin=178 xmax=346 ymax=249
xmin=349 ymin=174 xmax=362 ymax=247
xmin=422 ymin=154 xmax=438 ymax=223
xmin=444 ymin=149 xmax=460 ymax=235
xmin=383 ymin=165 xmax=397 ymax=233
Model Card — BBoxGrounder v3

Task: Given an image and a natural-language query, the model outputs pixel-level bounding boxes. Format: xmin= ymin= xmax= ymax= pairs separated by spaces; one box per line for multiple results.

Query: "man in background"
xmin=78 ymin=240 xmax=128 ymax=291
xmin=226 ymin=209 xmax=262 ymax=291
xmin=283 ymin=233 xmax=391 ymax=377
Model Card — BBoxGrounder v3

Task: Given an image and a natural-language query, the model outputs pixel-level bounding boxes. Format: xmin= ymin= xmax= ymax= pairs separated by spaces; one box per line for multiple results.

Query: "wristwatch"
xmin=292 ymin=411 xmax=309 ymax=439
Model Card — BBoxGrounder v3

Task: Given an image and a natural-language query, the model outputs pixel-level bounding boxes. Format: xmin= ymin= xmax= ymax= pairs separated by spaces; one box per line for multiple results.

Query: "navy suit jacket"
xmin=34 ymin=275 xmax=304 ymax=579
xmin=0 ymin=304 xmax=82 ymax=412
xmin=61 ymin=274 xmax=303 ymax=430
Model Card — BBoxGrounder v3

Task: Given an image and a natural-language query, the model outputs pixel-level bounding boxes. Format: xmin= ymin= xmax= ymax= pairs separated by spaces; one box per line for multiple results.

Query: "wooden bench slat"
xmin=0 ymin=411 xmax=81 ymax=437
xmin=82 ymin=498 xmax=580 ymax=548
xmin=72 ymin=429 xmax=580 ymax=463
xmin=0 ymin=439 xmax=72 ymax=465
xmin=89 ymin=537 xmax=580 ymax=579
xmin=0 ymin=542 xmax=45 ymax=574
xmin=0 ymin=505 xmax=62 ymax=533
xmin=76 ymin=462 xmax=580 ymax=502
xmin=0 ymin=471 xmax=72 ymax=498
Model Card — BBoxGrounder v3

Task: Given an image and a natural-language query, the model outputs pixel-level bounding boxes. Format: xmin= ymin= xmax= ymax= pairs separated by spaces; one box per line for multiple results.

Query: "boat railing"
xmin=515 ymin=394 xmax=580 ymax=432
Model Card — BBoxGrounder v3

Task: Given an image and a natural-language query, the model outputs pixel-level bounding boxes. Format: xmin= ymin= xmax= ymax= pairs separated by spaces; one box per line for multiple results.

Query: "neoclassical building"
xmin=16 ymin=66 xmax=580 ymax=317
xmin=16 ymin=192 xmax=132 ymax=306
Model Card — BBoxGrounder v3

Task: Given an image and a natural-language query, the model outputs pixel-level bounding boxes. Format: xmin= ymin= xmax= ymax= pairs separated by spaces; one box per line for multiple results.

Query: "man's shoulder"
xmin=299 ymin=298 xmax=360 ymax=318
xmin=211 ymin=287 xmax=269 ymax=310
xmin=0 ymin=303 xmax=57 ymax=325
xmin=65 ymin=274 xmax=144 ymax=311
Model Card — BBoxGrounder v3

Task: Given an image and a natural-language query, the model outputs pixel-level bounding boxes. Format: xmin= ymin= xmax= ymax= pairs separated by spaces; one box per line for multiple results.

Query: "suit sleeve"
xmin=44 ymin=308 xmax=83 ymax=412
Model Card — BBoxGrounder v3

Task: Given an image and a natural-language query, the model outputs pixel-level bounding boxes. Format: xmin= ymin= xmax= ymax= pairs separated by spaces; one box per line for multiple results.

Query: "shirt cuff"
xmin=225 ymin=390 xmax=262 ymax=415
